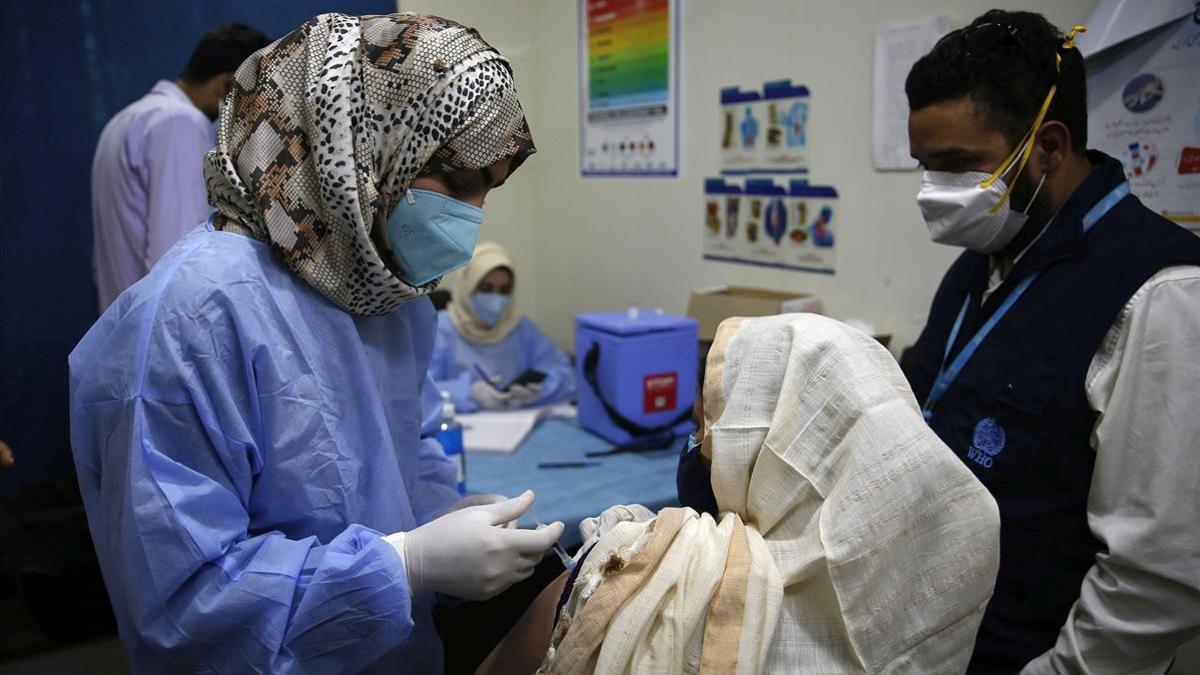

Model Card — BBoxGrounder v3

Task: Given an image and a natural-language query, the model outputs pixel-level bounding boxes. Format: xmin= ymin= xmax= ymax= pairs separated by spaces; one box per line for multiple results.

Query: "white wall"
xmin=403 ymin=0 xmax=1097 ymax=353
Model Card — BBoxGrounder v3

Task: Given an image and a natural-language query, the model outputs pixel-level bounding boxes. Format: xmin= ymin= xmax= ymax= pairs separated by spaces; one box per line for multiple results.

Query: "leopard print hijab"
xmin=204 ymin=13 xmax=535 ymax=316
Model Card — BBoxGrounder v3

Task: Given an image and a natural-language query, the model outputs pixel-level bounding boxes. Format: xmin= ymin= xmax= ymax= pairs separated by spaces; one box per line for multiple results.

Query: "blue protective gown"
xmin=69 ymin=223 xmax=461 ymax=674
xmin=430 ymin=311 xmax=576 ymax=414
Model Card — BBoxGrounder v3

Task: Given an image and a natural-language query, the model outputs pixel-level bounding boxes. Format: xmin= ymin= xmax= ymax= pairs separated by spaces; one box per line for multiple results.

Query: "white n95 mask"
xmin=917 ymin=24 xmax=1084 ymax=255
xmin=917 ymin=132 xmax=1047 ymax=254
xmin=917 ymin=161 xmax=1045 ymax=254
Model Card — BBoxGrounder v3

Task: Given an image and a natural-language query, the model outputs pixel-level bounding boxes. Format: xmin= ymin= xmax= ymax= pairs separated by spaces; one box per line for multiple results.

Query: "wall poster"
xmin=1086 ymin=15 xmax=1200 ymax=233
xmin=579 ymin=0 xmax=681 ymax=177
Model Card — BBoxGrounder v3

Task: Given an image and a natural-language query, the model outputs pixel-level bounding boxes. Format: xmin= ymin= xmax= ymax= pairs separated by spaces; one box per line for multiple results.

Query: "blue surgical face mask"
xmin=472 ymin=292 xmax=510 ymax=327
xmin=676 ymin=432 xmax=718 ymax=517
xmin=385 ymin=188 xmax=484 ymax=286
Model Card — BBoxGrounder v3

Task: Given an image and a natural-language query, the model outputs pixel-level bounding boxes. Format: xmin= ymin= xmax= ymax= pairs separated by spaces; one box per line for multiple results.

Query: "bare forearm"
xmin=476 ymin=571 xmax=570 ymax=675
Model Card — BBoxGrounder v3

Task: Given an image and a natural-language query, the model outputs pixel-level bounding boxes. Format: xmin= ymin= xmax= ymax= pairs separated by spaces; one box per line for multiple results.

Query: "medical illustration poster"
xmin=579 ymin=0 xmax=680 ymax=177
xmin=719 ymin=80 xmax=809 ymax=175
xmin=760 ymin=81 xmax=810 ymax=174
xmin=703 ymin=178 xmax=837 ymax=274
xmin=719 ymin=87 xmax=761 ymax=174
xmin=1086 ymin=16 xmax=1200 ymax=234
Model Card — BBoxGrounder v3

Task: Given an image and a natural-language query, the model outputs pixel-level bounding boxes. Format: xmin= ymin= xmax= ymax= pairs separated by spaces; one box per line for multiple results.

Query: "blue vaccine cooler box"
xmin=575 ymin=311 xmax=698 ymax=445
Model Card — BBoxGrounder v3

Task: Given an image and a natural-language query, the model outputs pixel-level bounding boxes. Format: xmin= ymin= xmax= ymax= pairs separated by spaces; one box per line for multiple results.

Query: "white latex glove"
xmin=579 ymin=503 xmax=656 ymax=552
xmin=506 ymin=382 xmax=543 ymax=409
xmin=471 ymin=378 xmax=514 ymax=410
xmin=385 ymin=490 xmax=564 ymax=601
xmin=436 ymin=493 xmax=517 ymax=527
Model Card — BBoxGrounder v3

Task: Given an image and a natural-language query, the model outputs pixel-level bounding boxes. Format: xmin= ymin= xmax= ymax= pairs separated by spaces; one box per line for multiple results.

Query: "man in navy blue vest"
xmin=901 ymin=10 xmax=1200 ymax=674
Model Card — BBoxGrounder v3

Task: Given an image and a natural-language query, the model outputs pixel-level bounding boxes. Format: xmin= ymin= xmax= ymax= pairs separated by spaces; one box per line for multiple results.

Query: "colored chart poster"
xmin=579 ymin=0 xmax=680 ymax=176
xmin=1086 ymin=16 xmax=1200 ymax=234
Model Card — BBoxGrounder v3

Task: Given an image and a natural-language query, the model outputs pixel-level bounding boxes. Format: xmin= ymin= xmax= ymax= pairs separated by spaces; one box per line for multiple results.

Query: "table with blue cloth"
xmin=465 ymin=416 xmax=682 ymax=548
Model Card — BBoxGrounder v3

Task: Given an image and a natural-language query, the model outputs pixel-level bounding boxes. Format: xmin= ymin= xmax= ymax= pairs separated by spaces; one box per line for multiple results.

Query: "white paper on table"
xmin=458 ymin=404 xmax=577 ymax=453
xmin=872 ymin=16 xmax=952 ymax=171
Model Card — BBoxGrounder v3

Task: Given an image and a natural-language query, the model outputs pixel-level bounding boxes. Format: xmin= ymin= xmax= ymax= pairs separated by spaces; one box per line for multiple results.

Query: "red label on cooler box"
xmin=644 ymin=372 xmax=678 ymax=413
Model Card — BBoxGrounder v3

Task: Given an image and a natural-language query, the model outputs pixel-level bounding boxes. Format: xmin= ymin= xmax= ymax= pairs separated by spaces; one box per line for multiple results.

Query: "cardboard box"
xmin=686 ymin=285 xmax=823 ymax=342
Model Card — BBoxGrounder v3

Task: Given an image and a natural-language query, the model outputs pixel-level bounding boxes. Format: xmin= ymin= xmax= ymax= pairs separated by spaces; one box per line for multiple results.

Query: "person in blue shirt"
xmin=68 ymin=13 xmax=563 ymax=674
xmin=431 ymin=242 xmax=577 ymax=412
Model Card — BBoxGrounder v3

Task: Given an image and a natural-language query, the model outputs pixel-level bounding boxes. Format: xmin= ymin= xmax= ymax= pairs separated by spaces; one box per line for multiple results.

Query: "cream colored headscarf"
xmin=541 ymin=314 xmax=1000 ymax=674
xmin=448 ymin=241 xmax=521 ymax=344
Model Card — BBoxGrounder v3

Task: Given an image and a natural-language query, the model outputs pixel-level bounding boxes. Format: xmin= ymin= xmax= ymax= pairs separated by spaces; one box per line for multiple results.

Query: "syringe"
xmin=531 ymin=510 xmax=576 ymax=571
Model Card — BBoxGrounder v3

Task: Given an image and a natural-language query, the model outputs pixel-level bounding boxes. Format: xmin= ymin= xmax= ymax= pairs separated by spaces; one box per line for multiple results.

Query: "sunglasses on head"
xmin=941 ymin=21 xmax=1054 ymax=83
xmin=962 ymin=22 xmax=1023 ymax=55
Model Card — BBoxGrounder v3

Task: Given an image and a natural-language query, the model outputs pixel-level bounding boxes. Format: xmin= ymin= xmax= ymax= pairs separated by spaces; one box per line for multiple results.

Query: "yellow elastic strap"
xmin=980 ymin=80 xmax=1056 ymax=195
xmin=979 ymin=24 xmax=1087 ymax=213
xmin=980 ymin=128 xmax=1033 ymax=190
xmin=1063 ymin=25 xmax=1087 ymax=50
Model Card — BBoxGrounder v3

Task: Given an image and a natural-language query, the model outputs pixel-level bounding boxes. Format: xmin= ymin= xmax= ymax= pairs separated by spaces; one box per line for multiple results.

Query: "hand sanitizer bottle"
xmin=436 ymin=390 xmax=466 ymax=495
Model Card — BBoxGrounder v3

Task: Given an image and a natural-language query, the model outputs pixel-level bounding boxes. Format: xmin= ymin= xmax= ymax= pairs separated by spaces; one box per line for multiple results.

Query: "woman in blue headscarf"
xmin=69 ymin=13 xmax=562 ymax=673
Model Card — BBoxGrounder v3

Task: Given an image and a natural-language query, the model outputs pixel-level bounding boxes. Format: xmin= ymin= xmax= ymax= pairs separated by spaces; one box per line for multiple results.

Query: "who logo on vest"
xmin=967 ymin=417 xmax=1006 ymax=468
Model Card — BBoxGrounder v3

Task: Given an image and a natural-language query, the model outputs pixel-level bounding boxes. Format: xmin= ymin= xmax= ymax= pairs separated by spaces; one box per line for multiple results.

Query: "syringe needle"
xmin=531 ymin=509 xmax=576 ymax=571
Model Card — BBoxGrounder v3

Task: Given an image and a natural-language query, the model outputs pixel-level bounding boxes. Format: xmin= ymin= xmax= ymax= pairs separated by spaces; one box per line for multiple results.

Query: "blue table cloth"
xmin=465 ymin=417 xmax=681 ymax=548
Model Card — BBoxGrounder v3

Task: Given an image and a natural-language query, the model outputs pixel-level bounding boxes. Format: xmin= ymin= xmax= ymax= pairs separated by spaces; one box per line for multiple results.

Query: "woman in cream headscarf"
xmin=430 ymin=241 xmax=576 ymax=412
xmin=482 ymin=313 xmax=1000 ymax=674
xmin=69 ymin=13 xmax=564 ymax=673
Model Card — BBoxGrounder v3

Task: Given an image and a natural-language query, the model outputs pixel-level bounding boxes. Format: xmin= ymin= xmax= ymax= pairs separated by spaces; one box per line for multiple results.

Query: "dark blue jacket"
xmin=901 ymin=151 xmax=1200 ymax=672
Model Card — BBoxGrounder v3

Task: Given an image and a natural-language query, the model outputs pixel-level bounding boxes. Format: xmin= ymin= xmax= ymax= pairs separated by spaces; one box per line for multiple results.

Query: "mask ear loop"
xmin=979 ymin=25 xmax=1087 ymax=214
xmin=1020 ymin=171 xmax=1047 ymax=214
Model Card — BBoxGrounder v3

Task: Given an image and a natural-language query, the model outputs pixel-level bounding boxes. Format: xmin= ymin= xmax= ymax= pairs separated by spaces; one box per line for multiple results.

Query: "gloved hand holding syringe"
xmin=385 ymin=490 xmax=567 ymax=601
xmin=529 ymin=507 xmax=575 ymax=571
xmin=432 ymin=493 xmax=574 ymax=570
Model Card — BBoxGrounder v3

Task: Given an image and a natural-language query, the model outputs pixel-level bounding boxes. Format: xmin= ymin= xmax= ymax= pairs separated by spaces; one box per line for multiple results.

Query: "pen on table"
xmin=537 ymin=461 xmax=602 ymax=469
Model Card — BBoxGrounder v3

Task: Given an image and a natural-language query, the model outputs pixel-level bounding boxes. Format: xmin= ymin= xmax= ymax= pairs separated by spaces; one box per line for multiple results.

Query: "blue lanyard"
xmin=922 ymin=181 xmax=1130 ymax=420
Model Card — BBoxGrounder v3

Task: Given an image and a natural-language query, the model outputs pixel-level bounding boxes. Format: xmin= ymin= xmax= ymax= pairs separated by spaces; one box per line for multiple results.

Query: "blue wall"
xmin=0 ymin=0 xmax=394 ymax=494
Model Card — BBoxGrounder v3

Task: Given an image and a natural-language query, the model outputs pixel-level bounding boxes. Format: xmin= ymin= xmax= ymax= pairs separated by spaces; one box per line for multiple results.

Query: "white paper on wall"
xmin=871 ymin=15 xmax=952 ymax=171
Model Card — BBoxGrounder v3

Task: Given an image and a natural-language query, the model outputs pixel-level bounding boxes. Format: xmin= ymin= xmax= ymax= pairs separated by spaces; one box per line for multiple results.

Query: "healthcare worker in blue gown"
xmin=431 ymin=242 xmax=576 ymax=412
xmin=68 ymin=13 xmax=563 ymax=674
